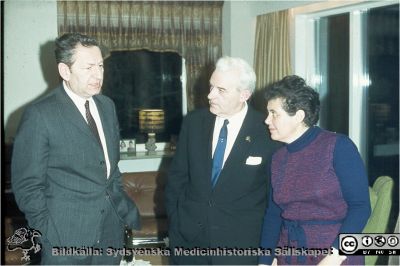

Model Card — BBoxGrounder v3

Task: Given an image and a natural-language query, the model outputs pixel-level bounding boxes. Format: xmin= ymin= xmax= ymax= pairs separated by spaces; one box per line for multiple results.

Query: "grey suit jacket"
xmin=11 ymin=85 xmax=140 ymax=247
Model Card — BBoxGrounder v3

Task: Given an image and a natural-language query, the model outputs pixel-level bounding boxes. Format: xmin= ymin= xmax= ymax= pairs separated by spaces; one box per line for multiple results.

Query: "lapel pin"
xmin=245 ymin=136 xmax=251 ymax=142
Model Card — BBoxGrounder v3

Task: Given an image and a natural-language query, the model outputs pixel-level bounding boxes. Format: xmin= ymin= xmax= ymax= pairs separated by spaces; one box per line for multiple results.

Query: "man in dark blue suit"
xmin=11 ymin=33 xmax=140 ymax=265
xmin=166 ymin=56 xmax=277 ymax=265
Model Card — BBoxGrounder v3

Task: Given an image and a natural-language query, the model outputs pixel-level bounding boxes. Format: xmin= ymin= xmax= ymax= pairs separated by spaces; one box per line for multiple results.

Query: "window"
xmin=294 ymin=1 xmax=399 ymax=235
xmin=313 ymin=5 xmax=399 ymax=183
xmin=102 ymin=49 xmax=185 ymax=144
xmin=315 ymin=13 xmax=350 ymax=134
xmin=366 ymin=4 xmax=399 ymax=185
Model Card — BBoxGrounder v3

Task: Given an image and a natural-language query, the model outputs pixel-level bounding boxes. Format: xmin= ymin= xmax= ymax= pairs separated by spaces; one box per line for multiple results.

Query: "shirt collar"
xmin=216 ymin=102 xmax=248 ymax=126
xmin=63 ymin=81 xmax=94 ymax=106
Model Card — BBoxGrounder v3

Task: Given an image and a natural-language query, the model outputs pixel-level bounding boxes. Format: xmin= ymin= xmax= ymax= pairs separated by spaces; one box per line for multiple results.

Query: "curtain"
xmin=57 ymin=1 xmax=223 ymax=110
xmin=254 ymin=9 xmax=292 ymax=90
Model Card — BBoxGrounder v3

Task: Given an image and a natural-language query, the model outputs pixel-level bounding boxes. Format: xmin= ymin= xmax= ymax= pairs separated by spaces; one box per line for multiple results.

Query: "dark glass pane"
xmin=366 ymin=4 xmax=399 ymax=233
xmin=102 ymin=50 xmax=183 ymax=143
xmin=317 ymin=13 xmax=350 ymax=134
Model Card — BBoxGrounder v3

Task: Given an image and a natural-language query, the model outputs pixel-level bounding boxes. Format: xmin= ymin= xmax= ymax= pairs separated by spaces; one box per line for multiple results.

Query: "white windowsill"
xmin=118 ymin=142 xmax=175 ymax=173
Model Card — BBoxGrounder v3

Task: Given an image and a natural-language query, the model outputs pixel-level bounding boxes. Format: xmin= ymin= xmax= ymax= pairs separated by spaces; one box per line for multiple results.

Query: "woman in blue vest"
xmin=259 ymin=75 xmax=371 ymax=265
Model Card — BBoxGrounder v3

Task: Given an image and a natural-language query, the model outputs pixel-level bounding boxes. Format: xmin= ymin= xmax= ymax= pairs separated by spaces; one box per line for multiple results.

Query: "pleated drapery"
xmin=254 ymin=10 xmax=292 ymax=90
xmin=57 ymin=1 xmax=223 ymax=111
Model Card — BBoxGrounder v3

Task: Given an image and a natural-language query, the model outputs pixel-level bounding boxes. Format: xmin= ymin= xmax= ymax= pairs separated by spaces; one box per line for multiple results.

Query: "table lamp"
xmin=139 ymin=109 xmax=165 ymax=154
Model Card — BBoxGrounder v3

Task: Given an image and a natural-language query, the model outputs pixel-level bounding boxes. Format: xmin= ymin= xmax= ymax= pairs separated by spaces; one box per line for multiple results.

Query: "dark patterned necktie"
xmin=211 ymin=119 xmax=229 ymax=188
xmin=85 ymin=100 xmax=103 ymax=149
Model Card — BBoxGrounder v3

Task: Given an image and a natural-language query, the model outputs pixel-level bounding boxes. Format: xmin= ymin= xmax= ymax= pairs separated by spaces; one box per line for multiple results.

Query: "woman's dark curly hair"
xmin=265 ymin=75 xmax=320 ymax=127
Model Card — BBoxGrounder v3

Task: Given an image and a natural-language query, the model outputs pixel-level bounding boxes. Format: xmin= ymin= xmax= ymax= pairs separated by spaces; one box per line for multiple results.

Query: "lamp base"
xmin=145 ymin=133 xmax=157 ymax=155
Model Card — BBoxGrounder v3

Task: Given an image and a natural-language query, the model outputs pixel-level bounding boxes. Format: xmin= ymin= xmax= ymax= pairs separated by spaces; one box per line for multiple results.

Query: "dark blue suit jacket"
xmin=166 ymin=107 xmax=277 ymax=265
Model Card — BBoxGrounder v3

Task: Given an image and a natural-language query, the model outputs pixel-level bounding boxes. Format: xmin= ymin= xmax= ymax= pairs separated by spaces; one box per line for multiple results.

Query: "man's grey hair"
xmin=215 ymin=56 xmax=256 ymax=94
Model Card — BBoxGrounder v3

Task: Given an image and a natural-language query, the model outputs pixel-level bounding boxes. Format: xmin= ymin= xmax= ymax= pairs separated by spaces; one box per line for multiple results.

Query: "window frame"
xmin=102 ymin=50 xmax=188 ymax=149
xmin=291 ymin=0 xmax=398 ymax=161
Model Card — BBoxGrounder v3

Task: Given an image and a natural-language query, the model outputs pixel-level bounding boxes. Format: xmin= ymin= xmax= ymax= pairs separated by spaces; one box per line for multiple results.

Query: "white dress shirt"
xmin=63 ymin=81 xmax=111 ymax=178
xmin=212 ymin=102 xmax=248 ymax=167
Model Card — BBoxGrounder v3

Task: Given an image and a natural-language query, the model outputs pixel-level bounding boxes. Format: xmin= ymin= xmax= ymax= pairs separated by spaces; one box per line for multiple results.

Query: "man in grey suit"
xmin=166 ymin=57 xmax=277 ymax=265
xmin=11 ymin=33 xmax=140 ymax=265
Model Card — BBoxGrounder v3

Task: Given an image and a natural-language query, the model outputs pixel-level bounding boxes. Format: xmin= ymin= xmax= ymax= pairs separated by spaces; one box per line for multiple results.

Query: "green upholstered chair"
xmin=362 ymin=175 xmax=394 ymax=265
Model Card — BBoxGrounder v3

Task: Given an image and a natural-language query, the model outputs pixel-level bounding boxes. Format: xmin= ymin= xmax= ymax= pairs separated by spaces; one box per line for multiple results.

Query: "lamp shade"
xmin=139 ymin=109 xmax=165 ymax=133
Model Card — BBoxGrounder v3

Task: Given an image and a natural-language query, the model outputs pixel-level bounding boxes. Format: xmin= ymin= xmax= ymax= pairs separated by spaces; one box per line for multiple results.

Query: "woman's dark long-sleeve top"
xmin=259 ymin=126 xmax=371 ymax=265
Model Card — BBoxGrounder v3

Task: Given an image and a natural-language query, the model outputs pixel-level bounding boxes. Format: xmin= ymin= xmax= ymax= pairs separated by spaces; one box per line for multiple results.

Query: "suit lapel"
xmin=202 ymin=111 xmax=216 ymax=188
xmin=55 ymin=86 xmax=94 ymax=140
xmin=94 ymin=96 xmax=114 ymax=163
xmin=214 ymin=108 xmax=255 ymax=188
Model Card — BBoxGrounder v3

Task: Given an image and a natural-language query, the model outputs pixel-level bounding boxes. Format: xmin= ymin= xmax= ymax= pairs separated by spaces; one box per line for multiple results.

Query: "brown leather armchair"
xmin=122 ymin=171 xmax=168 ymax=243
xmin=122 ymin=171 xmax=169 ymax=264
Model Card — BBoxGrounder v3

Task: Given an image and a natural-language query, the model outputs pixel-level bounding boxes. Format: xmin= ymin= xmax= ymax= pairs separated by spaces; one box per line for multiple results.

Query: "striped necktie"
xmin=85 ymin=100 xmax=103 ymax=149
